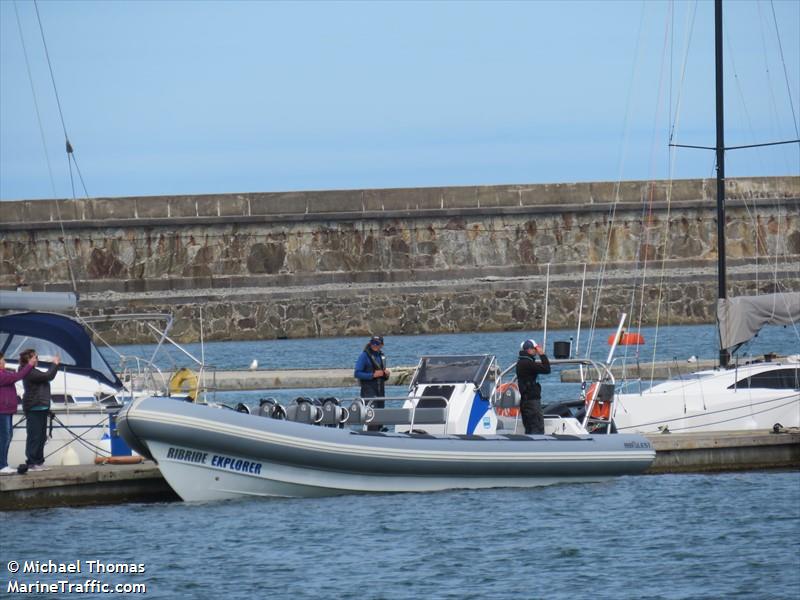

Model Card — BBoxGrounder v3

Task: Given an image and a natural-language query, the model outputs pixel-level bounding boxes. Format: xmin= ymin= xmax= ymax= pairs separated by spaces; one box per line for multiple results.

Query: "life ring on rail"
xmin=169 ymin=368 xmax=198 ymax=401
xmin=495 ymin=382 xmax=520 ymax=417
xmin=94 ymin=455 xmax=144 ymax=465
xmin=607 ymin=331 xmax=645 ymax=346
xmin=584 ymin=383 xmax=611 ymax=420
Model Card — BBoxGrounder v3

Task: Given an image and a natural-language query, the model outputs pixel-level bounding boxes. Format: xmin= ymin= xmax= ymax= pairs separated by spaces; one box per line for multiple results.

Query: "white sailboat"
xmin=612 ymin=1 xmax=799 ymax=434
xmin=0 ymin=291 xmax=202 ymax=466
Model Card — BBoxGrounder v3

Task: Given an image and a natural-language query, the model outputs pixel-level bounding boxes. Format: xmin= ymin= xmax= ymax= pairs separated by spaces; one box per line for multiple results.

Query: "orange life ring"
xmin=495 ymin=382 xmax=520 ymax=417
xmin=584 ymin=383 xmax=611 ymax=420
xmin=607 ymin=332 xmax=645 ymax=346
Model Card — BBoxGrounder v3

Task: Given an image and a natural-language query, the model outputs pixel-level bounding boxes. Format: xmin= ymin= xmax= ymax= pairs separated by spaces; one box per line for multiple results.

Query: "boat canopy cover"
xmin=0 ymin=312 xmax=122 ymax=389
xmin=717 ymin=292 xmax=800 ymax=350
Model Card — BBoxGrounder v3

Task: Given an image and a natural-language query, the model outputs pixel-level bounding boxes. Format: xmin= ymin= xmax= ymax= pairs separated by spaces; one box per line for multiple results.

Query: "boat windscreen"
xmin=415 ymin=355 xmax=494 ymax=385
xmin=0 ymin=332 xmax=77 ymax=364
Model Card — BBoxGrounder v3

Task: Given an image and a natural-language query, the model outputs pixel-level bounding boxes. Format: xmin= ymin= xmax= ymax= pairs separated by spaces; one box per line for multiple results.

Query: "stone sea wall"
xmin=1 ymin=176 xmax=798 ymax=343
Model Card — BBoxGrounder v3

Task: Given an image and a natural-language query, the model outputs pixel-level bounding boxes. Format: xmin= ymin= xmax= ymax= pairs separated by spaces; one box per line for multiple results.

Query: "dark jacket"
xmin=515 ymin=351 xmax=551 ymax=397
xmin=22 ymin=363 xmax=59 ymax=412
xmin=354 ymin=348 xmax=386 ymax=382
xmin=0 ymin=363 xmax=33 ymax=414
xmin=354 ymin=347 xmax=387 ymax=398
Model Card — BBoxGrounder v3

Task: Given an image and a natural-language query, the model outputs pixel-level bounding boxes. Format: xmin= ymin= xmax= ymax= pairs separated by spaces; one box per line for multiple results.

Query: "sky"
xmin=1 ymin=0 xmax=798 ymax=202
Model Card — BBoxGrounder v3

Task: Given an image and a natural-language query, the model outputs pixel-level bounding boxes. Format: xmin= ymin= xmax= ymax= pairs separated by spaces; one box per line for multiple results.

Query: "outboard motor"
xmin=285 ymin=397 xmax=323 ymax=424
xmin=258 ymin=398 xmax=286 ymax=419
xmin=346 ymin=398 xmax=374 ymax=426
xmin=320 ymin=398 xmax=349 ymax=427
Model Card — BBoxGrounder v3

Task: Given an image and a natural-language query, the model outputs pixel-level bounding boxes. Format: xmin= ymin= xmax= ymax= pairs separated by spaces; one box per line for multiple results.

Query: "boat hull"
xmin=8 ymin=406 xmax=113 ymax=467
xmin=614 ymin=390 xmax=799 ymax=433
xmin=614 ymin=363 xmax=800 ymax=433
xmin=119 ymin=396 xmax=655 ymax=501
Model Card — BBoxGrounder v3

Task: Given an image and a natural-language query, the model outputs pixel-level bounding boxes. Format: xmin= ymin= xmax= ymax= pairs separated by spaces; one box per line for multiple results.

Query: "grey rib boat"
xmin=118 ymin=355 xmax=654 ymax=500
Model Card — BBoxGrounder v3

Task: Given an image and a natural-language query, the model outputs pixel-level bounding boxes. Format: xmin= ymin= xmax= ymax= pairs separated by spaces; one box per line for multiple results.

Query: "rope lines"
xmin=32 ymin=0 xmax=89 ymax=199
xmin=12 ymin=0 xmax=57 ymax=198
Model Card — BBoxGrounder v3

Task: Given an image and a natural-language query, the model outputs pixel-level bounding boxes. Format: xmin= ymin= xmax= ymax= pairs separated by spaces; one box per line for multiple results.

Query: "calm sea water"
xmin=108 ymin=323 xmax=800 ymax=373
xmin=3 ymin=471 xmax=799 ymax=599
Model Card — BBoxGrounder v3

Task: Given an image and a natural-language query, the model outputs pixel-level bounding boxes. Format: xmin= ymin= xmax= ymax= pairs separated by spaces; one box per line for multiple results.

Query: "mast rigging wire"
xmin=769 ymin=0 xmax=800 ymax=139
xmin=584 ymin=0 xmax=649 ymax=359
xmin=32 ymin=0 xmax=89 ymax=199
xmin=26 ymin=0 xmax=80 ymax=293
xmin=12 ymin=0 xmax=57 ymax=198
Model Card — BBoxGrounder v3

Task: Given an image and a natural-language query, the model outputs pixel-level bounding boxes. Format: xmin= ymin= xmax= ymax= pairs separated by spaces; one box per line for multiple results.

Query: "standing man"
xmin=515 ymin=339 xmax=550 ymax=435
xmin=20 ymin=349 xmax=60 ymax=471
xmin=354 ymin=336 xmax=390 ymax=430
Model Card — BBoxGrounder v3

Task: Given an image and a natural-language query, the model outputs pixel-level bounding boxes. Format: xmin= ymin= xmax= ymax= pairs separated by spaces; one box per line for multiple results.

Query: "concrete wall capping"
xmin=0 ymin=176 xmax=796 ymax=224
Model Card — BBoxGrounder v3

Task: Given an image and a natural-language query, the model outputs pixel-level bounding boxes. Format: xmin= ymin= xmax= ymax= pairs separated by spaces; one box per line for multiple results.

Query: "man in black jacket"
xmin=515 ymin=339 xmax=550 ymax=435
xmin=20 ymin=349 xmax=60 ymax=471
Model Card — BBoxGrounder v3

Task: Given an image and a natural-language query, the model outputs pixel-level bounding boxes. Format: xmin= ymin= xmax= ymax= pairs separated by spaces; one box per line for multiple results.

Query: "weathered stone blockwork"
xmin=1 ymin=176 xmax=798 ymax=343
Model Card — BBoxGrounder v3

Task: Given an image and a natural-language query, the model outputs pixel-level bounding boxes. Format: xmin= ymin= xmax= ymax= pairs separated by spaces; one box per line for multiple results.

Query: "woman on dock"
xmin=0 ymin=352 xmax=35 ymax=475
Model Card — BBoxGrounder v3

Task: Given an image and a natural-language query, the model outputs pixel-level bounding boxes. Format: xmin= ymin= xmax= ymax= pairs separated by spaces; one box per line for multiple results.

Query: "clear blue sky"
xmin=1 ymin=0 xmax=798 ymax=201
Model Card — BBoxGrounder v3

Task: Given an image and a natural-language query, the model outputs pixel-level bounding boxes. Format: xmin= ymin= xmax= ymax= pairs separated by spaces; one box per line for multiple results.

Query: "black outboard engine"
xmin=319 ymin=398 xmax=349 ymax=427
xmin=258 ymin=398 xmax=286 ymax=419
xmin=347 ymin=398 xmax=374 ymax=426
xmin=285 ymin=397 xmax=323 ymax=424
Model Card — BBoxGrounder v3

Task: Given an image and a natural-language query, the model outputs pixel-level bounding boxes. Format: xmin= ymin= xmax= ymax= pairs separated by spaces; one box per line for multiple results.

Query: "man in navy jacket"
xmin=354 ymin=336 xmax=390 ymax=430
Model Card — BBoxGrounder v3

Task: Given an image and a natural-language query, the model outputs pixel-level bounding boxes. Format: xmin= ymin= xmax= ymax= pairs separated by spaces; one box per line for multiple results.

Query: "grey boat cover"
xmin=0 ymin=291 xmax=78 ymax=312
xmin=717 ymin=292 xmax=800 ymax=350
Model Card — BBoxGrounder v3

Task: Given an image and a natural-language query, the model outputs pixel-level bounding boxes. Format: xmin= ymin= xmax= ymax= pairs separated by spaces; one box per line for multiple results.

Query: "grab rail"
xmin=496 ymin=357 xmax=617 ymax=433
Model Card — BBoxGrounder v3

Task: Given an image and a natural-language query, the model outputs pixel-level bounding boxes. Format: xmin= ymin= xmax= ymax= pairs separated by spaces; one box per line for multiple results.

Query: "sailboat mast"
xmin=715 ymin=0 xmax=730 ymax=367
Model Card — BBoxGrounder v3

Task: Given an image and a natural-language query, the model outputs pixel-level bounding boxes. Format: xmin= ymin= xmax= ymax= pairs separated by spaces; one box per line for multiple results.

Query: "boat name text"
xmin=623 ymin=441 xmax=652 ymax=449
xmin=210 ymin=454 xmax=263 ymax=474
xmin=166 ymin=447 xmax=208 ymax=463
xmin=166 ymin=446 xmax=263 ymax=474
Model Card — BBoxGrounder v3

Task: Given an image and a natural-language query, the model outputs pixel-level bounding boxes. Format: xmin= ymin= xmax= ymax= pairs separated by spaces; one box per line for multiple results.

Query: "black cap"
xmin=369 ymin=335 xmax=384 ymax=345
